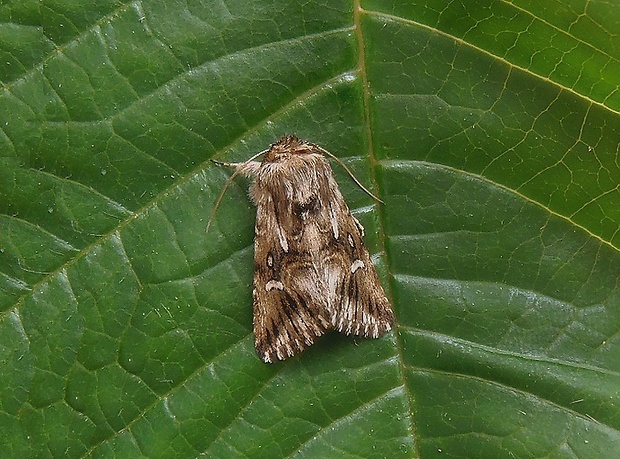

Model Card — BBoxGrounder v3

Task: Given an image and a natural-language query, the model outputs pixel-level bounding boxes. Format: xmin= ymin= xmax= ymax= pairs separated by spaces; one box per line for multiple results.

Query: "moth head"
xmin=263 ymin=135 xmax=315 ymax=162
xmin=261 ymin=135 xmax=384 ymax=204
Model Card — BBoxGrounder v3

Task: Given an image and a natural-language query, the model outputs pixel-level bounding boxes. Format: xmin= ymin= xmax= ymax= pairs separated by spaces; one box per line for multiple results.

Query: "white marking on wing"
xmin=265 ymin=280 xmax=284 ymax=291
xmin=351 ymin=260 xmax=365 ymax=273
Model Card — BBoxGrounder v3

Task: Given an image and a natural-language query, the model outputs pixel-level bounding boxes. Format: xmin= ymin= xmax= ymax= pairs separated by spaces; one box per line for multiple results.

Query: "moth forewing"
xmin=215 ymin=135 xmax=393 ymax=363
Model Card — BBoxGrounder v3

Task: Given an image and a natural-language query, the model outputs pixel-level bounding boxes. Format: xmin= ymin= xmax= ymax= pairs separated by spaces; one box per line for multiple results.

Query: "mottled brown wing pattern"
xmin=252 ymin=193 xmax=332 ymax=362
xmin=221 ymin=135 xmax=393 ymax=363
xmin=324 ymin=178 xmax=394 ymax=338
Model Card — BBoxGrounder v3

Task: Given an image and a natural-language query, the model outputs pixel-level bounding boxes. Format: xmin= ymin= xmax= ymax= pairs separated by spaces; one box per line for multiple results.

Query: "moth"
xmin=212 ymin=135 xmax=394 ymax=363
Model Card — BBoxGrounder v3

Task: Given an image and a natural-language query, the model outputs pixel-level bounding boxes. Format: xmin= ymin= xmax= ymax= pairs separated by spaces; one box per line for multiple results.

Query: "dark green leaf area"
xmin=382 ymin=162 xmax=620 ymax=454
xmin=366 ymin=16 xmax=620 ymax=247
xmin=382 ymin=163 xmax=618 ymax=366
xmin=411 ymin=371 xmax=620 ymax=458
xmin=365 ymin=0 xmax=620 ymax=109
xmin=1 ymin=0 xmax=618 ymax=457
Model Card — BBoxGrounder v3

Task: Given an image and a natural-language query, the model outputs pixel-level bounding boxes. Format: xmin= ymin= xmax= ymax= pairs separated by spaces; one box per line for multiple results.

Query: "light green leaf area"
xmin=1 ymin=0 xmax=618 ymax=457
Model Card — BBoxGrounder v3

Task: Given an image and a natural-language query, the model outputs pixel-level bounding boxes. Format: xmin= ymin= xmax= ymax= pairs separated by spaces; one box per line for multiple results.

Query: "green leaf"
xmin=1 ymin=0 xmax=618 ymax=457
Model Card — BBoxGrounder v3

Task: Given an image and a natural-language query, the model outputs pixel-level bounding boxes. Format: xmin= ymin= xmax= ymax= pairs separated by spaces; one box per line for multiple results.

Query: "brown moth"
xmin=213 ymin=135 xmax=393 ymax=363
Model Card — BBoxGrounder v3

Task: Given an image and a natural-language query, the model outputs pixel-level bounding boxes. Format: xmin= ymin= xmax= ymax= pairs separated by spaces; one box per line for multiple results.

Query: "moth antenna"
xmin=314 ymin=145 xmax=385 ymax=204
xmin=206 ymin=148 xmax=268 ymax=234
